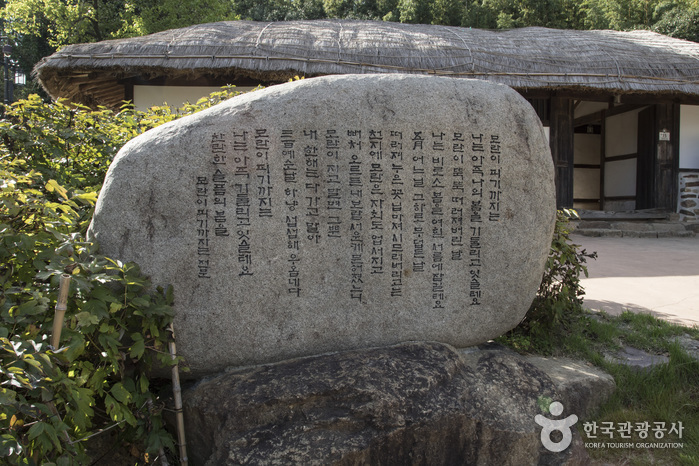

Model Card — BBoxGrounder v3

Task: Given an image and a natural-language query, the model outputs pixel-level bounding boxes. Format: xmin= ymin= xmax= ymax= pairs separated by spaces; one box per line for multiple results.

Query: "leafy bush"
xmin=0 ymin=89 xmax=242 ymax=190
xmin=1 ymin=177 xmax=176 ymax=463
xmin=532 ymin=210 xmax=597 ymax=324
xmin=0 ymin=88 xmax=242 ymax=464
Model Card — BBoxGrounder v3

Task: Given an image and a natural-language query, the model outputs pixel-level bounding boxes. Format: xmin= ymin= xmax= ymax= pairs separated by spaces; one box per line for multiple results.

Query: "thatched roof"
xmin=34 ymin=20 xmax=699 ymax=109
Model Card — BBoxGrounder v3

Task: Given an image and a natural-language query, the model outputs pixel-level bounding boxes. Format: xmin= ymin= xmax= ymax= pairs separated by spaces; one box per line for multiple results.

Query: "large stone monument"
xmin=89 ymin=74 xmax=556 ymax=377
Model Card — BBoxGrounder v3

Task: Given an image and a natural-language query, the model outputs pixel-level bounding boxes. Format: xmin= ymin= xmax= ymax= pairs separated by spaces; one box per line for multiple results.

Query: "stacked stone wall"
xmin=679 ymin=171 xmax=699 ymax=222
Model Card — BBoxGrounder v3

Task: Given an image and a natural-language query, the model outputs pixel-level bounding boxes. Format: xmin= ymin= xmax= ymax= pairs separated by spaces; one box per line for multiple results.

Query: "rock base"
xmin=180 ymin=342 xmax=613 ymax=465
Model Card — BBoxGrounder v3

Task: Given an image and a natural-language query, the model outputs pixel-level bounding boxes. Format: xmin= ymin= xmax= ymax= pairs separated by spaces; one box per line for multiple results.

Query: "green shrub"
xmin=0 ymin=87 xmax=242 ymax=464
xmin=0 ymin=88 xmax=243 ymax=190
xmin=532 ymin=210 xmax=597 ymax=324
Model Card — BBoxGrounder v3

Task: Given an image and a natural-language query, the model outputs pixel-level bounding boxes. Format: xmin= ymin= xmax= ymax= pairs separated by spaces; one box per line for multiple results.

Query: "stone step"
xmin=576 ymin=209 xmax=672 ymax=221
xmin=571 ymin=220 xmax=696 ymax=238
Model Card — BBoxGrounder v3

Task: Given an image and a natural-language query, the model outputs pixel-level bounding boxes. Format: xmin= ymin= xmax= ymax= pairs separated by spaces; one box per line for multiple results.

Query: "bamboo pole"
xmin=49 ymin=273 xmax=73 ymax=445
xmin=51 ymin=274 xmax=71 ymax=349
xmin=169 ymin=323 xmax=188 ymax=466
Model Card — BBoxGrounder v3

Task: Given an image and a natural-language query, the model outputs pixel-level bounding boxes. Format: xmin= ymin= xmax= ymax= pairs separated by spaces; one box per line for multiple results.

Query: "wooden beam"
xmin=574 ymin=110 xmax=604 ymax=128
xmin=606 ymin=103 xmax=647 ymax=118
xmin=606 ymin=153 xmax=638 ymax=163
xmin=574 ymin=104 xmax=648 ymax=128
xmin=518 ymin=89 xmax=699 ymax=105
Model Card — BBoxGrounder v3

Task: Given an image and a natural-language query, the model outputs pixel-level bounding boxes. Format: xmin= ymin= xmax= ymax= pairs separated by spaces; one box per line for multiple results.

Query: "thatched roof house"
xmin=34 ymin=20 xmax=699 ymax=107
xmin=34 ymin=20 xmax=699 ymax=217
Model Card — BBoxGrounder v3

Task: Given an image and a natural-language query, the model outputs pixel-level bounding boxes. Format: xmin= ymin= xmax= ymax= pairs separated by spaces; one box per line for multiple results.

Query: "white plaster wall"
xmin=604 ymin=109 xmax=641 ymax=201
xmin=574 ymin=133 xmax=600 ymax=165
xmin=573 ymin=133 xmax=601 ymax=201
xmin=574 ymin=168 xmax=600 ymax=199
xmin=680 ymin=105 xmax=699 ymax=169
xmin=605 ymin=159 xmax=637 ymax=196
xmin=134 ymin=85 xmax=256 ymax=111
xmin=572 ymin=102 xmax=605 ymax=210
xmin=605 ymin=110 xmax=641 ymax=157
xmin=574 ymin=101 xmax=607 ymax=119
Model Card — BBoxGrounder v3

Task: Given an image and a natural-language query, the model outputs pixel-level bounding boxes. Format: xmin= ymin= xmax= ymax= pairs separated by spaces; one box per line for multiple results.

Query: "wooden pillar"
xmin=636 ymin=103 xmax=679 ymax=211
xmin=599 ymin=110 xmax=606 ymax=211
xmin=656 ymin=103 xmax=680 ymax=211
xmin=124 ymin=82 xmax=134 ymax=106
xmin=636 ymin=106 xmax=655 ymax=209
xmin=549 ymin=96 xmax=575 ymax=209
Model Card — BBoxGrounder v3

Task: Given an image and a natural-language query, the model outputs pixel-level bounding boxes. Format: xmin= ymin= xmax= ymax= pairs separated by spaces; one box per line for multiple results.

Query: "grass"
xmin=497 ymin=309 xmax=699 ymax=465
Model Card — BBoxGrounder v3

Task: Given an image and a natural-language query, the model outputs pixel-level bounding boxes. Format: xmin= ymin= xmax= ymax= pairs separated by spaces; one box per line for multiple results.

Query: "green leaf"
xmin=74 ymin=191 xmax=98 ymax=204
xmin=104 ymin=394 xmax=117 ymax=414
xmin=130 ymin=296 xmax=151 ymax=308
xmin=109 ymin=302 xmax=123 ymax=313
xmin=27 ymin=421 xmax=46 ymax=440
xmin=22 ymin=357 xmax=44 ymax=372
xmin=74 ymin=311 xmax=100 ymax=328
xmin=81 ymin=299 xmax=108 ymax=319
xmin=63 ymin=338 xmax=86 ymax=362
xmin=138 ymin=375 xmax=149 ymax=394
xmin=91 ymin=285 xmax=119 ymax=303
xmin=129 ymin=339 xmax=145 ymax=359
xmin=110 ymin=382 xmax=131 ymax=404
xmin=16 ymin=299 xmax=48 ymax=316
xmin=0 ymin=388 xmax=17 ymax=405
xmin=45 ymin=180 xmax=69 ymax=200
